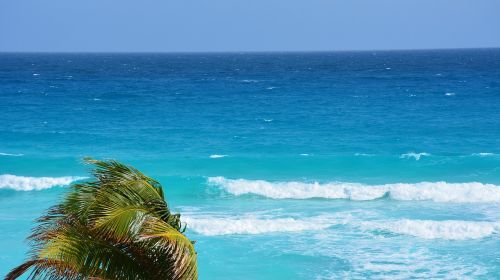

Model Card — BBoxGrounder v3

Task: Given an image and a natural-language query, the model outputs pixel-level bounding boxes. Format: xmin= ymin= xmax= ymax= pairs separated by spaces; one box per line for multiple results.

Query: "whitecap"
xmin=184 ymin=211 xmax=499 ymax=240
xmin=471 ymin=152 xmax=495 ymax=157
xmin=183 ymin=215 xmax=336 ymax=236
xmin=299 ymin=153 xmax=310 ymax=156
xmin=32 ymin=73 xmax=40 ymax=76
xmin=354 ymin=153 xmax=374 ymax=157
xmin=209 ymin=154 xmax=228 ymax=159
xmin=362 ymin=219 xmax=500 ymax=240
xmin=266 ymin=87 xmax=277 ymax=90
xmin=208 ymin=177 xmax=500 ymax=203
xmin=241 ymin=79 xmax=258 ymax=83
xmin=400 ymin=152 xmax=430 ymax=161
xmin=0 ymin=174 xmax=85 ymax=191
xmin=0 ymin=152 xmax=24 ymax=157
xmin=445 ymin=92 xmax=456 ymax=96
xmin=263 ymin=119 xmax=273 ymax=122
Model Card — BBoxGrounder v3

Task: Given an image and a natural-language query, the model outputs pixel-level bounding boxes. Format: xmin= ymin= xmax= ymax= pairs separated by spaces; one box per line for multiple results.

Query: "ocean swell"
xmin=183 ymin=212 xmax=499 ymax=240
xmin=400 ymin=152 xmax=430 ymax=160
xmin=208 ymin=177 xmax=500 ymax=203
xmin=363 ymin=219 xmax=500 ymax=240
xmin=0 ymin=152 xmax=24 ymax=157
xmin=0 ymin=174 xmax=85 ymax=191
xmin=183 ymin=215 xmax=335 ymax=236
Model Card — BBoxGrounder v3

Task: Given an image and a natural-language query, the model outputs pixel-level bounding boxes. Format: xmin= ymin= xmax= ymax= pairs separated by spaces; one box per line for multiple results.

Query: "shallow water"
xmin=1 ymin=50 xmax=500 ymax=279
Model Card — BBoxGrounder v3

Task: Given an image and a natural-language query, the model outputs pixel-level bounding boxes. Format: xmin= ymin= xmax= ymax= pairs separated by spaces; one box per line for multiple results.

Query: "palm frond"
xmin=7 ymin=158 xmax=198 ymax=280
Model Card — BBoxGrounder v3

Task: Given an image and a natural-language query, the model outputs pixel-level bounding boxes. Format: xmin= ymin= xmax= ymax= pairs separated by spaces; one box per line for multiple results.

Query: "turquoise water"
xmin=1 ymin=50 xmax=500 ymax=279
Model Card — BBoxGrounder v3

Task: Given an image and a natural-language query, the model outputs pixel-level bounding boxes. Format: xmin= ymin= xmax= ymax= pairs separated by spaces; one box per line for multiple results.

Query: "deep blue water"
xmin=1 ymin=49 xmax=500 ymax=279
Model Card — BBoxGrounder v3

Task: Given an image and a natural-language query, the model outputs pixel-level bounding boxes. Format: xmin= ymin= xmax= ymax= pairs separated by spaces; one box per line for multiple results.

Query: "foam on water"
xmin=0 ymin=174 xmax=85 ymax=191
xmin=363 ymin=219 xmax=500 ymax=240
xmin=209 ymin=154 xmax=228 ymax=159
xmin=183 ymin=215 xmax=336 ymax=236
xmin=184 ymin=211 xmax=499 ymax=240
xmin=354 ymin=153 xmax=375 ymax=156
xmin=208 ymin=177 xmax=500 ymax=203
xmin=471 ymin=152 xmax=495 ymax=157
xmin=400 ymin=152 xmax=430 ymax=160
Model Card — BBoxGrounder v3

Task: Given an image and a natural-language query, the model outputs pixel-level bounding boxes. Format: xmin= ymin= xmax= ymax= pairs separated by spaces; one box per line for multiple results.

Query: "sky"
xmin=1 ymin=0 xmax=500 ymax=52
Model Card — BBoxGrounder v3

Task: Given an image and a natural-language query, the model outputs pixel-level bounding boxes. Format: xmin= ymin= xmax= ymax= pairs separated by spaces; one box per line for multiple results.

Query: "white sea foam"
xmin=472 ymin=152 xmax=495 ymax=157
xmin=400 ymin=152 xmax=430 ymax=160
xmin=183 ymin=215 xmax=335 ymax=236
xmin=445 ymin=92 xmax=456 ymax=96
xmin=363 ymin=219 xmax=500 ymax=240
xmin=209 ymin=154 xmax=228 ymax=159
xmin=208 ymin=177 xmax=500 ymax=203
xmin=184 ymin=211 xmax=499 ymax=240
xmin=299 ymin=153 xmax=310 ymax=156
xmin=0 ymin=152 xmax=24 ymax=157
xmin=0 ymin=174 xmax=85 ymax=191
xmin=354 ymin=153 xmax=374 ymax=156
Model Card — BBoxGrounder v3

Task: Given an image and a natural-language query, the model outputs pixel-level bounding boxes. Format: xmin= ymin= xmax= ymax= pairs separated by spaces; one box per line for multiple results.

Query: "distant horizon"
xmin=1 ymin=46 xmax=499 ymax=54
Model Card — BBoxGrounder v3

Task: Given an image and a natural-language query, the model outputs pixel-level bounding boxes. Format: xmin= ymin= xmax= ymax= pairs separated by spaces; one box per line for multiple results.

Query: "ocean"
xmin=1 ymin=49 xmax=499 ymax=279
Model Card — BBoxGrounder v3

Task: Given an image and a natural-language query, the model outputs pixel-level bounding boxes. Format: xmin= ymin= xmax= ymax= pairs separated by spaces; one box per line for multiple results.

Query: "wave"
xmin=209 ymin=154 xmax=228 ymax=159
xmin=183 ymin=212 xmax=499 ymax=240
xmin=0 ymin=152 xmax=24 ymax=157
xmin=354 ymin=153 xmax=375 ymax=157
xmin=471 ymin=152 xmax=495 ymax=157
xmin=208 ymin=177 xmax=500 ymax=203
xmin=400 ymin=152 xmax=430 ymax=160
xmin=363 ymin=219 xmax=500 ymax=240
xmin=0 ymin=174 xmax=85 ymax=191
xmin=183 ymin=215 xmax=335 ymax=236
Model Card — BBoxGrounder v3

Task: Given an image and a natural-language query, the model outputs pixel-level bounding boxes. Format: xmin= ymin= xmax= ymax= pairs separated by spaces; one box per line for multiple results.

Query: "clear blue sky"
xmin=1 ymin=0 xmax=499 ymax=52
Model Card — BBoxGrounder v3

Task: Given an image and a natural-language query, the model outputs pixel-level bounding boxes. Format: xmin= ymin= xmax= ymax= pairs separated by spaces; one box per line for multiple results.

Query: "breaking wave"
xmin=208 ymin=177 xmax=500 ymax=203
xmin=364 ymin=219 xmax=500 ymax=240
xmin=184 ymin=212 xmax=499 ymax=240
xmin=400 ymin=152 xmax=430 ymax=160
xmin=471 ymin=152 xmax=495 ymax=157
xmin=0 ymin=174 xmax=85 ymax=191
xmin=183 ymin=215 xmax=335 ymax=236
xmin=209 ymin=154 xmax=228 ymax=159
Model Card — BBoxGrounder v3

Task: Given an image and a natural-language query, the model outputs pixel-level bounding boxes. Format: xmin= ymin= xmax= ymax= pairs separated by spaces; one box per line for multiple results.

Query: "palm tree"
xmin=6 ymin=158 xmax=197 ymax=280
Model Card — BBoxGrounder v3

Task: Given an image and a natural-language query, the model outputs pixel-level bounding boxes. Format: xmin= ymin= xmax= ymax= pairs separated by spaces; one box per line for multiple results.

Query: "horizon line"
xmin=1 ymin=46 xmax=499 ymax=55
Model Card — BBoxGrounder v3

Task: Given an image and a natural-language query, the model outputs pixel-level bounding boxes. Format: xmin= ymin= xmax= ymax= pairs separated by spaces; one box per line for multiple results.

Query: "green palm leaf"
xmin=6 ymin=158 xmax=197 ymax=280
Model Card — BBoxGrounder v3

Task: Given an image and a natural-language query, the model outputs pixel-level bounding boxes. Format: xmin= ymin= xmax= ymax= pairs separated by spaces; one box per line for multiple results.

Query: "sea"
xmin=1 ymin=49 xmax=499 ymax=279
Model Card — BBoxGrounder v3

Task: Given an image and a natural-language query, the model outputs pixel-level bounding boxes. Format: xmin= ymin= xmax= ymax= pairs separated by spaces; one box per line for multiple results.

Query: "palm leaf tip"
xmin=7 ymin=158 xmax=197 ymax=280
